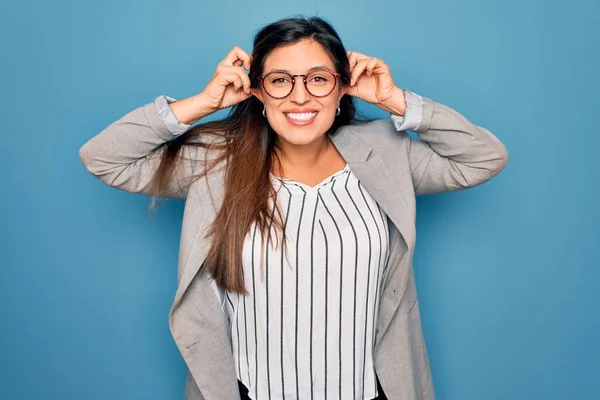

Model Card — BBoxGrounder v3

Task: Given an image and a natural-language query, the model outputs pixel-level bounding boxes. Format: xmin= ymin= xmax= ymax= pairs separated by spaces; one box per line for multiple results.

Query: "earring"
xmin=262 ymin=107 xmax=266 ymax=117
xmin=336 ymin=106 xmax=341 ymax=116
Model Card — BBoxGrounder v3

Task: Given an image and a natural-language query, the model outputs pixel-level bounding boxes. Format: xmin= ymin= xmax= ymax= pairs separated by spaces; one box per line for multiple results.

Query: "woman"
xmin=79 ymin=16 xmax=507 ymax=400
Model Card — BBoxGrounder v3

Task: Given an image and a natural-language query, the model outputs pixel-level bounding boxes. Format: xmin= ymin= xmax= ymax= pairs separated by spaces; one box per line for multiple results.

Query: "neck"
xmin=272 ymin=134 xmax=332 ymax=176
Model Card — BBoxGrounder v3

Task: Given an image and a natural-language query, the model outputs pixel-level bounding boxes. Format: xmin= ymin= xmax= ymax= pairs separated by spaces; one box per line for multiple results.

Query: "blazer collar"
xmin=328 ymin=124 xmax=373 ymax=163
xmin=329 ymin=124 xmax=416 ymax=249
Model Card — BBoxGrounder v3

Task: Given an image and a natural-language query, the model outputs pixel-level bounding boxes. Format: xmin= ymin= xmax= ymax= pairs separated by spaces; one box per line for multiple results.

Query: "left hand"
xmin=345 ymin=51 xmax=406 ymax=116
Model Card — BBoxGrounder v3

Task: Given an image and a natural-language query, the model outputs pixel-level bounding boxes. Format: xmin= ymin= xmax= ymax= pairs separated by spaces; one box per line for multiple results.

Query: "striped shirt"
xmin=211 ymin=164 xmax=390 ymax=400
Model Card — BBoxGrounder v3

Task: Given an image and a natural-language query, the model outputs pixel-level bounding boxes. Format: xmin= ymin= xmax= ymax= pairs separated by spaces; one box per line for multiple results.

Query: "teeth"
xmin=285 ymin=112 xmax=317 ymax=121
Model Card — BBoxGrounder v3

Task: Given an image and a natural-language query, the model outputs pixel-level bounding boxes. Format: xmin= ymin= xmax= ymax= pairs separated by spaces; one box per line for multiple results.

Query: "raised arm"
xmin=78 ymin=98 xmax=208 ymax=199
xmin=398 ymin=96 xmax=508 ymax=195
xmin=344 ymin=51 xmax=508 ymax=195
xmin=79 ymin=46 xmax=255 ymax=199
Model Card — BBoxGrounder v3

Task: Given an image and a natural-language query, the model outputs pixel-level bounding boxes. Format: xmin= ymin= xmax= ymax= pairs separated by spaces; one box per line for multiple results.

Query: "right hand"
xmin=200 ymin=46 xmax=254 ymax=112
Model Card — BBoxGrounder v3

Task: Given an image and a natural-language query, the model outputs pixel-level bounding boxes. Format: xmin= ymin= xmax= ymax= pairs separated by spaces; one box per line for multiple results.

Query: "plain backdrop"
xmin=1 ymin=0 xmax=599 ymax=399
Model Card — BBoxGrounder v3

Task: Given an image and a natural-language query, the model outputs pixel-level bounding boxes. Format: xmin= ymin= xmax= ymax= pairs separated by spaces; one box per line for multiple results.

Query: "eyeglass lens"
xmin=263 ymin=70 xmax=337 ymax=98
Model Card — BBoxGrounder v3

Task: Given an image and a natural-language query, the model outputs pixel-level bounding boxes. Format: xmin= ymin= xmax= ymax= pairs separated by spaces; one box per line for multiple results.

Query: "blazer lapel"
xmin=329 ymin=125 xmax=416 ymax=250
xmin=330 ymin=125 xmax=417 ymax=341
xmin=168 ymin=164 xmax=242 ymax=399
xmin=171 ymin=163 xmax=226 ymax=315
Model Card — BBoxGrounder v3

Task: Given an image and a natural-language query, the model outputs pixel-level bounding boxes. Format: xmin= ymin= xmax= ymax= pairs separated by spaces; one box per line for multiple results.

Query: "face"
xmin=253 ymin=39 xmax=347 ymax=147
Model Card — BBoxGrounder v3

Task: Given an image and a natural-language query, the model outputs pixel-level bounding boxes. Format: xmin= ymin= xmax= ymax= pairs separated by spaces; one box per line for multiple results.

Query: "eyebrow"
xmin=266 ymin=65 xmax=332 ymax=74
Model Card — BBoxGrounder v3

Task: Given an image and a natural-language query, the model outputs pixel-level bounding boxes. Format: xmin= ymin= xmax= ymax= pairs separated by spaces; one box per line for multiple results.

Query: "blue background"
xmin=1 ymin=0 xmax=599 ymax=399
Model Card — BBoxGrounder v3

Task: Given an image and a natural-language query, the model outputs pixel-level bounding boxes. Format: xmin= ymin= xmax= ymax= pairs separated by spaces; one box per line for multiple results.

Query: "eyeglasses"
xmin=258 ymin=68 xmax=341 ymax=99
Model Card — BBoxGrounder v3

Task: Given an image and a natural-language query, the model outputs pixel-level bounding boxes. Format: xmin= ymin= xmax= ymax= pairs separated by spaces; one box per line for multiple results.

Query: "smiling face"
xmin=253 ymin=39 xmax=347 ymax=147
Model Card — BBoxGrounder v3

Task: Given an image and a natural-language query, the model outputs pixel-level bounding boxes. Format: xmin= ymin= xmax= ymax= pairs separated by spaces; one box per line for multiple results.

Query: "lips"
xmin=284 ymin=111 xmax=318 ymax=126
xmin=285 ymin=112 xmax=318 ymax=121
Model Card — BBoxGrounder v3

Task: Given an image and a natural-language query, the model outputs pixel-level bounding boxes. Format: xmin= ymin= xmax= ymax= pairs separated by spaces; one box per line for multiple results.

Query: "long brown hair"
xmin=150 ymin=16 xmax=362 ymax=294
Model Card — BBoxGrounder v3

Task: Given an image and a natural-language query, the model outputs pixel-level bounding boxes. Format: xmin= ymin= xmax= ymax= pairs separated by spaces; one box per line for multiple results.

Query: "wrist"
xmin=171 ymin=93 xmax=216 ymax=125
xmin=380 ymin=87 xmax=407 ymax=117
xmin=192 ymin=92 xmax=219 ymax=118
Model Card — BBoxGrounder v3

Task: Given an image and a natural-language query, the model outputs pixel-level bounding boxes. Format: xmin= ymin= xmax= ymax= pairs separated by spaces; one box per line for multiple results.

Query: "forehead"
xmin=263 ymin=39 xmax=335 ymax=73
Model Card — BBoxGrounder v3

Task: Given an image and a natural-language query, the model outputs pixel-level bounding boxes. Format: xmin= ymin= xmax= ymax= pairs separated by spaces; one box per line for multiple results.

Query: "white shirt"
xmin=212 ymin=164 xmax=390 ymax=400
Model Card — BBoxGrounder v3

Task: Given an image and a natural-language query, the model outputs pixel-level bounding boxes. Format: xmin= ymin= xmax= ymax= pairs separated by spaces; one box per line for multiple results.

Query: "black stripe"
xmin=280 ymin=184 xmax=292 ymax=397
xmin=243 ymin=282 xmax=250 ymax=384
xmin=318 ymin=220 xmax=329 ymax=400
xmin=265 ymin=199 xmax=277 ymax=399
xmin=225 ymin=291 xmax=234 ymax=332
xmin=317 ymin=191 xmax=344 ymax=399
xmin=330 ymin=176 xmax=359 ymax=399
xmin=225 ymin=292 xmax=240 ymax=377
xmin=309 ymin=193 xmax=320 ymax=399
xmin=294 ymin=187 xmax=307 ymax=400
xmin=251 ymin=222 xmax=259 ymax=393
xmin=235 ymin=293 xmax=242 ymax=379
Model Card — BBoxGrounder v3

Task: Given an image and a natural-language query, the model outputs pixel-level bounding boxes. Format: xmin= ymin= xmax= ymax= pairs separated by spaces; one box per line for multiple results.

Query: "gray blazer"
xmin=79 ymin=96 xmax=508 ymax=400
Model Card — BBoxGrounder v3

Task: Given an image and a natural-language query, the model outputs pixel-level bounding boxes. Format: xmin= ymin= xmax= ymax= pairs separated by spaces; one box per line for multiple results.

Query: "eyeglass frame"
xmin=257 ymin=68 xmax=342 ymax=99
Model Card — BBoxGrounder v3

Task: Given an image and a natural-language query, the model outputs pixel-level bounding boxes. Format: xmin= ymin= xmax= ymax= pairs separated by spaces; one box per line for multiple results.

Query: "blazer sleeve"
xmin=78 ymin=100 xmax=209 ymax=199
xmin=404 ymin=97 xmax=508 ymax=195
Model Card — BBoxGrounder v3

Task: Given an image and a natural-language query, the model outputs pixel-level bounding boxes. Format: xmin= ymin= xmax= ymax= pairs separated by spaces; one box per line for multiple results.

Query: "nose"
xmin=289 ymin=78 xmax=310 ymax=104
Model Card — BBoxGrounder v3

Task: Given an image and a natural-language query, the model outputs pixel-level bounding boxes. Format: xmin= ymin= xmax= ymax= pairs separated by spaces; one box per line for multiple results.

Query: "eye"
xmin=310 ymin=75 xmax=328 ymax=82
xmin=270 ymin=76 xmax=291 ymax=84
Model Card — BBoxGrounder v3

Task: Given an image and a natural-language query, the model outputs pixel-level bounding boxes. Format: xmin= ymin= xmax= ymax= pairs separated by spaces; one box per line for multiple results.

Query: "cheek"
xmin=322 ymin=96 xmax=341 ymax=111
xmin=318 ymin=101 xmax=339 ymax=120
xmin=264 ymin=100 xmax=282 ymax=115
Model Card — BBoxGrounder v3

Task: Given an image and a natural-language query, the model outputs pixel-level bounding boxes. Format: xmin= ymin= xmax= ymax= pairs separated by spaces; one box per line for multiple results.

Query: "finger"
xmin=232 ymin=54 xmax=253 ymax=70
xmin=219 ymin=66 xmax=252 ymax=94
xmin=222 ymin=46 xmax=253 ymax=70
xmin=366 ymin=58 xmax=379 ymax=75
xmin=347 ymin=51 xmax=359 ymax=69
xmin=233 ymin=68 xmax=252 ymax=94
xmin=217 ymin=69 xmax=242 ymax=90
xmin=350 ymin=59 xmax=370 ymax=86
xmin=230 ymin=75 xmax=243 ymax=91
xmin=236 ymin=90 xmax=253 ymax=102
xmin=222 ymin=46 xmax=244 ymax=66
xmin=347 ymin=51 xmax=368 ymax=70
xmin=347 ymin=51 xmax=369 ymax=63
xmin=366 ymin=58 xmax=388 ymax=76
xmin=225 ymin=66 xmax=252 ymax=93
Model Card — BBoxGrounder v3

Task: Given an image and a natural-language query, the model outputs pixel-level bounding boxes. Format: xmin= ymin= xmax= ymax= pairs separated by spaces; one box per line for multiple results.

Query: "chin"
xmin=280 ymin=133 xmax=321 ymax=146
xmin=272 ymin=119 xmax=332 ymax=146
xmin=279 ymin=127 xmax=327 ymax=144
